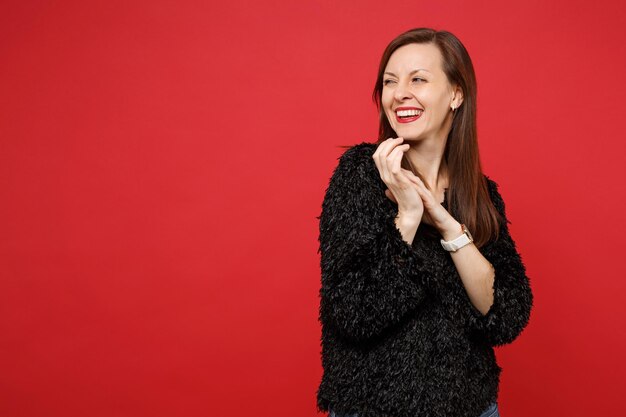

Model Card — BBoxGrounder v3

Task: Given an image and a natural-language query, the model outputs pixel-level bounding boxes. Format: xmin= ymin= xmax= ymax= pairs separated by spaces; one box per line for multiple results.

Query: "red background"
xmin=1 ymin=1 xmax=625 ymax=416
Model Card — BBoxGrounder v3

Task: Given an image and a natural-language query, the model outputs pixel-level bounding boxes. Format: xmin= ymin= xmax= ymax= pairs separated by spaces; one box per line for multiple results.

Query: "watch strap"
xmin=440 ymin=224 xmax=473 ymax=252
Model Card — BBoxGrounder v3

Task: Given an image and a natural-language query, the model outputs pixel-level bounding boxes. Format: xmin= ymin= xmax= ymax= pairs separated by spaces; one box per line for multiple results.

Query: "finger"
xmin=376 ymin=138 xmax=396 ymax=181
xmin=385 ymin=143 xmax=405 ymax=184
xmin=385 ymin=188 xmax=397 ymax=203
xmin=403 ymin=170 xmax=427 ymax=192
xmin=400 ymin=169 xmax=434 ymax=201
xmin=405 ymin=174 xmax=438 ymax=205
xmin=373 ymin=137 xmax=387 ymax=159
xmin=382 ymin=136 xmax=403 ymax=155
xmin=389 ymin=144 xmax=409 ymax=178
xmin=372 ymin=145 xmax=381 ymax=174
xmin=373 ymin=137 xmax=397 ymax=161
xmin=373 ymin=138 xmax=396 ymax=178
xmin=401 ymin=168 xmax=422 ymax=187
xmin=380 ymin=138 xmax=404 ymax=182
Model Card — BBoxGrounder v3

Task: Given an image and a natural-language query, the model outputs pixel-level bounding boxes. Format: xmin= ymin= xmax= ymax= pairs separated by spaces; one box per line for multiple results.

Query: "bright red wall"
xmin=1 ymin=1 xmax=625 ymax=416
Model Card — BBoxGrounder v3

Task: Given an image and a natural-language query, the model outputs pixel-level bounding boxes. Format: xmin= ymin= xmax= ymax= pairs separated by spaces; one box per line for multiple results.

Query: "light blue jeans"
xmin=329 ymin=401 xmax=500 ymax=417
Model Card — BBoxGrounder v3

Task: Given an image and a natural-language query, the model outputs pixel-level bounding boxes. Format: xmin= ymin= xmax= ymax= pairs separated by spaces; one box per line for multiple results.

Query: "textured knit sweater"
xmin=316 ymin=142 xmax=534 ymax=417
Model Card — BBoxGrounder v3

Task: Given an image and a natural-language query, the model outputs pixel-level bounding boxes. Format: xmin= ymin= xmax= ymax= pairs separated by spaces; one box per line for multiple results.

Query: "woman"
xmin=316 ymin=28 xmax=534 ymax=417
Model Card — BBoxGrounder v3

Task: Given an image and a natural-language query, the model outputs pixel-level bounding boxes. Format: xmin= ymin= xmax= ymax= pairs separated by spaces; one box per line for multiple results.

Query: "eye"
xmin=383 ymin=79 xmax=395 ymax=85
xmin=412 ymin=77 xmax=425 ymax=83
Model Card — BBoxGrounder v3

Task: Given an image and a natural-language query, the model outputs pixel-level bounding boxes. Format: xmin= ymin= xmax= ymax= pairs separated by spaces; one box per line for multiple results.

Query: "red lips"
xmin=395 ymin=107 xmax=423 ymax=123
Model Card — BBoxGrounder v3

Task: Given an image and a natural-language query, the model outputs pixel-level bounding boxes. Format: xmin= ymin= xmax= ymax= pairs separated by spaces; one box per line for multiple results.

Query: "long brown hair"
xmin=341 ymin=27 xmax=503 ymax=248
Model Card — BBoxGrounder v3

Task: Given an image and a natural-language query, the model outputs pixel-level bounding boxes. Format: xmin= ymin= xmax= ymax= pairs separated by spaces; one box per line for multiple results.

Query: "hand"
xmin=395 ymin=169 xmax=454 ymax=230
xmin=378 ymin=148 xmax=454 ymax=232
xmin=372 ymin=137 xmax=424 ymax=220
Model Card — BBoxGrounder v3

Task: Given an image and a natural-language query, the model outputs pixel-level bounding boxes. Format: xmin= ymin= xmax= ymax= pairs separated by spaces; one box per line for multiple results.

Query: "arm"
xmin=439 ymin=219 xmax=496 ymax=316
xmin=395 ymin=210 xmax=422 ymax=246
xmin=317 ymin=144 xmax=439 ymax=343
xmin=465 ymin=178 xmax=534 ymax=347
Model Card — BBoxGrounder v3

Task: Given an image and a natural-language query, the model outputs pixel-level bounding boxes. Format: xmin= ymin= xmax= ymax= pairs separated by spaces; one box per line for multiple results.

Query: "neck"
xmin=404 ymin=141 xmax=448 ymax=191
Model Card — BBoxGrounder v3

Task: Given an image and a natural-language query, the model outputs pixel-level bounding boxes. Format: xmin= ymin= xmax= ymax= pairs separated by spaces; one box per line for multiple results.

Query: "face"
xmin=382 ymin=42 xmax=463 ymax=142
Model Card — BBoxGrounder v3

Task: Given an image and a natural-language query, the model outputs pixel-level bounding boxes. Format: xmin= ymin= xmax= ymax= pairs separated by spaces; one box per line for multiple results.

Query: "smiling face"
xmin=382 ymin=42 xmax=462 ymax=142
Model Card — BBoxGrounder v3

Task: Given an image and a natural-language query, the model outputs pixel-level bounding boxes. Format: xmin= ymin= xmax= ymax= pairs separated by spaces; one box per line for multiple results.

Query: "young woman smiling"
xmin=316 ymin=28 xmax=534 ymax=417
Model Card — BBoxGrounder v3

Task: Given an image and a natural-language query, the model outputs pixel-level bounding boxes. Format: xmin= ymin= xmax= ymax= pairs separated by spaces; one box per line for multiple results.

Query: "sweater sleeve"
xmin=317 ymin=143 xmax=439 ymax=343
xmin=465 ymin=178 xmax=534 ymax=347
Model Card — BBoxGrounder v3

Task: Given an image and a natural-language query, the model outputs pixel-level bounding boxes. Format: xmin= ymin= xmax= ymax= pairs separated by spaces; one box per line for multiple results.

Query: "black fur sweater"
xmin=316 ymin=142 xmax=533 ymax=417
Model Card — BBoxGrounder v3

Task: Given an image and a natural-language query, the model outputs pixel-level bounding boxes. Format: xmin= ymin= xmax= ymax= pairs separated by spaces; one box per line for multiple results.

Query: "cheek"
xmin=381 ymin=94 xmax=393 ymax=114
xmin=381 ymin=91 xmax=392 ymax=106
xmin=431 ymin=91 xmax=449 ymax=107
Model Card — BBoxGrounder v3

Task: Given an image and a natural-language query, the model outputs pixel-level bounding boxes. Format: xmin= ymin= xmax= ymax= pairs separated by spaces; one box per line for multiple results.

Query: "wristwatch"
xmin=440 ymin=223 xmax=474 ymax=252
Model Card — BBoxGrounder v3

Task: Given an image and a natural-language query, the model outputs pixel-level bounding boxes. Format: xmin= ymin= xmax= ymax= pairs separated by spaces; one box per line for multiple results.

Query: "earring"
xmin=451 ymin=105 xmax=456 ymax=111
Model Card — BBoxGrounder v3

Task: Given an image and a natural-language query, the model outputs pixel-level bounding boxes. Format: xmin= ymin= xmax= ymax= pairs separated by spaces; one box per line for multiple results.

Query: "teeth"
xmin=396 ymin=109 xmax=423 ymax=117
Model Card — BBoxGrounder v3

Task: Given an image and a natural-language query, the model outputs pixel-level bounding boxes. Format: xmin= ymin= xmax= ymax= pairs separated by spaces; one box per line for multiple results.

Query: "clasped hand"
xmin=372 ymin=137 xmax=453 ymax=232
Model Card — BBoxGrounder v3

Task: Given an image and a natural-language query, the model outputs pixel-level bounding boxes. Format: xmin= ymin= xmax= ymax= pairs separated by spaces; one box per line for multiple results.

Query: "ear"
xmin=452 ymin=85 xmax=464 ymax=108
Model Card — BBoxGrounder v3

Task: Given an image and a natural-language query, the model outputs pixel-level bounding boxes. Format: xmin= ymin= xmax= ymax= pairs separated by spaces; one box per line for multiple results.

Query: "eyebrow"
xmin=384 ymin=69 xmax=431 ymax=76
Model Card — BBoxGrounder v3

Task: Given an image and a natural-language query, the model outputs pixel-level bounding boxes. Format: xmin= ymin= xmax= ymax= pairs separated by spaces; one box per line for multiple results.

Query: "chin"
xmin=392 ymin=130 xmax=422 ymax=141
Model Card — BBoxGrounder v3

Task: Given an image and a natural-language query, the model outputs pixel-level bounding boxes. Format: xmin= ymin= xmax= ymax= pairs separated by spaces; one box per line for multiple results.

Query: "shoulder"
xmin=323 ymin=141 xmax=386 ymax=210
xmin=329 ymin=141 xmax=380 ymax=184
xmin=336 ymin=141 xmax=378 ymax=168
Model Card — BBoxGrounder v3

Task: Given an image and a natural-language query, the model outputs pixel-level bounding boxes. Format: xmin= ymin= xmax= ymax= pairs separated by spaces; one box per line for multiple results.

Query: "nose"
xmin=393 ymin=80 xmax=412 ymax=101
